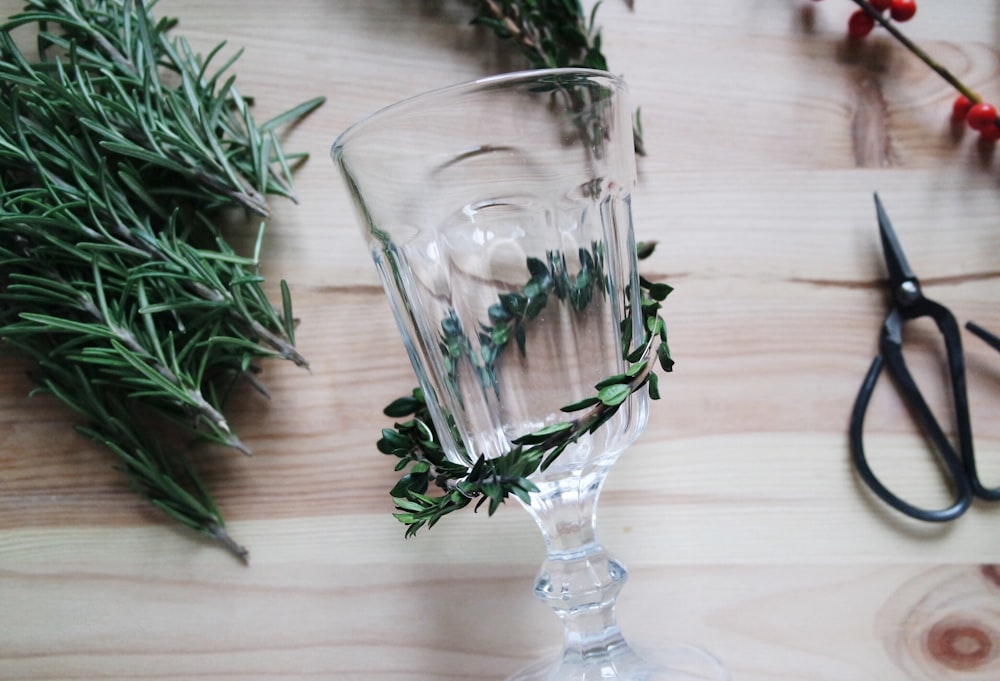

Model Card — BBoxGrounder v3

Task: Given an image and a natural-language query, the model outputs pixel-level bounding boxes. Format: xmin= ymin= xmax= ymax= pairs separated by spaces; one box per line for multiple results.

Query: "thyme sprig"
xmin=0 ymin=0 xmax=323 ymax=560
xmin=378 ymin=243 xmax=672 ymax=536
xmin=468 ymin=0 xmax=646 ymax=155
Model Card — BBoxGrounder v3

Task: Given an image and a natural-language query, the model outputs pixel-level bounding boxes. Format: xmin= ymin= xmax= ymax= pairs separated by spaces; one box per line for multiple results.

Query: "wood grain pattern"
xmin=2 ymin=1 xmax=1000 ymax=679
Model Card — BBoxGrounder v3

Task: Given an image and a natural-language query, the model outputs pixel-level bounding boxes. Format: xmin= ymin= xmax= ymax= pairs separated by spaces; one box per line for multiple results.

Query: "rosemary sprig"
xmin=0 ymin=0 xmax=323 ymax=560
xmin=468 ymin=0 xmax=646 ymax=155
xmin=378 ymin=243 xmax=672 ymax=536
xmin=470 ymin=0 xmax=610 ymax=71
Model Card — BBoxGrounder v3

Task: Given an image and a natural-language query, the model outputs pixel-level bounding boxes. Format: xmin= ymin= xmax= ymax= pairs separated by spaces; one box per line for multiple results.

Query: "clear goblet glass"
xmin=332 ymin=68 xmax=727 ymax=681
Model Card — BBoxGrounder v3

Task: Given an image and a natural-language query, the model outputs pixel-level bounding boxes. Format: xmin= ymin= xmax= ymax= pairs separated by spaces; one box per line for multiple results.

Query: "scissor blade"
xmin=874 ymin=193 xmax=916 ymax=287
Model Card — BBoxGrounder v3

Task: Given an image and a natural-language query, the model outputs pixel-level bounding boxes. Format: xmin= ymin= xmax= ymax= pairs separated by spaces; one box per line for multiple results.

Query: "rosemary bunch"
xmin=378 ymin=243 xmax=672 ymax=536
xmin=468 ymin=0 xmax=645 ymax=154
xmin=0 ymin=0 xmax=323 ymax=560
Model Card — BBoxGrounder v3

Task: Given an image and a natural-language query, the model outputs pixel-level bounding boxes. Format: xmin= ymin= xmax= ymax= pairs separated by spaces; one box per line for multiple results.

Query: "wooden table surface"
xmin=2 ymin=1 xmax=1000 ymax=679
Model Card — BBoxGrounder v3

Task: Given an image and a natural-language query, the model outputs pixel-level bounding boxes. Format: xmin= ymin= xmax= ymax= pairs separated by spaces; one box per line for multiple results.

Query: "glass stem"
xmin=525 ymin=464 xmax=631 ymax=664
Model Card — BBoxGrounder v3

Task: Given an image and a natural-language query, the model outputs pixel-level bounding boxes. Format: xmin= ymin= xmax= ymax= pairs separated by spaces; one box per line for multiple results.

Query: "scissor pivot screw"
xmin=897 ymin=280 xmax=920 ymax=306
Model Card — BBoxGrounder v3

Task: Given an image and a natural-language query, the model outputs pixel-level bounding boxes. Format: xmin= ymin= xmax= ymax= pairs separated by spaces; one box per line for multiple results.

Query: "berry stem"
xmin=849 ymin=0 xmax=980 ymax=103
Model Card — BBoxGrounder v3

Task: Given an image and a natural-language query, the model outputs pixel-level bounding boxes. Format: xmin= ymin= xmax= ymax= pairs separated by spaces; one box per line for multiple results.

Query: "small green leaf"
xmin=525 ymin=293 xmax=547 ymax=318
xmin=530 ymin=421 xmax=574 ymax=437
xmin=515 ymin=325 xmax=527 ymax=356
xmin=526 ymin=257 xmax=550 ymax=279
xmin=594 ymin=372 xmax=628 ymax=389
xmin=391 ymin=473 xmax=428 ymax=498
xmin=524 ymin=280 xmax=544 ymax=300
xmin=392 ymin=497 xmax=428 ymax=513
xmin=636 ymin=241 xmax=657 ymax=260
xmin=512 ymin=421 xmax=573 ymax=445
xmin=597 ymin=383 xmax=631 ymax=406
xmin=383 ymin=396 xmax=423 ymax=418
xmin=377 ymin=429 xmax=410 ymax=454
xmin=491 ymin=325 xmax=510 ymax=346
xmin=626 ymin=343 xmax=648 ymax=363
xmin=625 ymin=360 xmax=648 ymax=377
xmin=510 ymin=484 xmax=533 ymax=505
xmin=561 ymin=396 xmax=600 ymax=412
xmin=648 ymin=371 xmax=661 ymax=400
xmin=500 ymin=292 xmax=527 ymax=317
xmin=488 ymin=303 xmax=511 ymax=325
xmin=646 ymin=282 xmax=673 ymax=301
xmin=657 ymin=342 xmax=675 ymax=372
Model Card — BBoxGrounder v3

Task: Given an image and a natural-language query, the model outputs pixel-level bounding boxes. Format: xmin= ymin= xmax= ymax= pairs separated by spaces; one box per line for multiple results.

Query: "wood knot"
xmin=850 ymin=75 xmax=897 ymax=168
xmin=980 ymin=565 xmax=1000 ymax=589
xmin=878 ymin=567 xmax=1000 ymax=680
xmin=926 ymin=618 xmax=997 ymax=671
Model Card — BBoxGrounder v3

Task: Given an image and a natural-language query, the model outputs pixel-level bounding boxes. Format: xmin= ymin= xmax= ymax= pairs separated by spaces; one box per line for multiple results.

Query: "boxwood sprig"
xmin=377 ymin=242 xmax=672 ymax=536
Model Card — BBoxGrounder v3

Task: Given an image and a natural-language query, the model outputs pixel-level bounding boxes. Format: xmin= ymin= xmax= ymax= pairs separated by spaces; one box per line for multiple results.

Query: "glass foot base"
xmin=506 ymin=641 xmax=729 ymax=681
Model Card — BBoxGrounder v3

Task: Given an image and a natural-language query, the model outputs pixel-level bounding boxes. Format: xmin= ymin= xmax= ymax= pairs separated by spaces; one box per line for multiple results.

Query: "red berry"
xmin=848 ymin=10 xmax=876 ymax=38
xmin=952 ymin=95 xmax=973 ymax=122
xmin=870 ymin=0 xmax=892 ymax=11
xmin=980 ymin=124 xmax=1000 ymax=142
xmin=967 ymin=102 xmax=998 ymax=131
xmin=890 ymin=0 xmax=917 ymax=22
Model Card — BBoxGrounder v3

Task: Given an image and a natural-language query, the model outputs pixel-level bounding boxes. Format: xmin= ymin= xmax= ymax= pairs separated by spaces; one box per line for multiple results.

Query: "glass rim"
xmin=330 ymin=67 xmax=623 ymax=158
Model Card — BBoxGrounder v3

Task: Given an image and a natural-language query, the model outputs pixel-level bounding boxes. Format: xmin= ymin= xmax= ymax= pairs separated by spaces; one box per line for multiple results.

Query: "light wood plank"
xmin=2 ymin=1 xmax=1000 ymax=679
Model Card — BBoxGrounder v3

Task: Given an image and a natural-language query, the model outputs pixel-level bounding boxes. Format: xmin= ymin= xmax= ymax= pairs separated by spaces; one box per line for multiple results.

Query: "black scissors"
xmin=849 ymin=193 xmax=1000 ymax=522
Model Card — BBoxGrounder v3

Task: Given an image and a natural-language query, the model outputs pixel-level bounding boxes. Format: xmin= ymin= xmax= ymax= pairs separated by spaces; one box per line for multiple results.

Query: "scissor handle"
xmin=966 ymin=321 xmax=1000 ymax=352
xmin=963 ymin=321 xmax=1000 ymax=501
xmin=849 ymin=303 xmax=974 ymax=522
xmin=897 ymin=298 xmax=975 ymax=464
